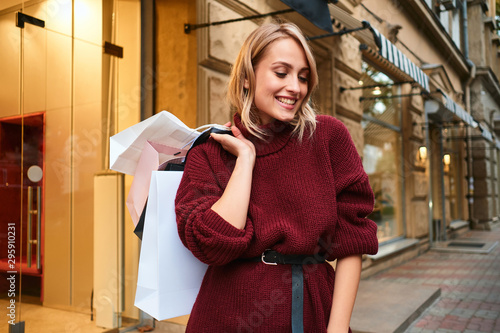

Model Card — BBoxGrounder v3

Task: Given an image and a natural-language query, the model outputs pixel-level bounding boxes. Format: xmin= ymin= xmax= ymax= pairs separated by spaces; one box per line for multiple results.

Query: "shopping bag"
xmin=125 ymin=140 xmax=185 ymax=226
xmin=133 ymin=162 xmax=185 ymax=239
xmin=110 ymin=110 xmax=231 ymax=227
xmin=134 ymin=171 xmax=208 ymax=320
xmin=109 ymin=111 xmax=199 ymax=176
xmin=128 ymin=126 xmax=233 ymax=231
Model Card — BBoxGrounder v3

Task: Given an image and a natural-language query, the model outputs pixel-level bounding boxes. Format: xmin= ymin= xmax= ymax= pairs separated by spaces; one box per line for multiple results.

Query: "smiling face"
xmin=247 ymin=37 xmax=310 ymax=125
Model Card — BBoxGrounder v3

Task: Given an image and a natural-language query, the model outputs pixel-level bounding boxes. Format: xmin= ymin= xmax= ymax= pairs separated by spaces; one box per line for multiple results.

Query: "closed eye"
xmin=275 ymin=72 xmax=287 ymax=78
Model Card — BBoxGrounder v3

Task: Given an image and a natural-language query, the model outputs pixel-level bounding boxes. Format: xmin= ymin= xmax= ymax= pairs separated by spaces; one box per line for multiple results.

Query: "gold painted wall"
xmin=155 ymin=0 xmax=198 ymax=128
xmin=0 ymin=0 xmax=140 ymax=319
xmin=0 ymin=0 xmax=101 ymax=311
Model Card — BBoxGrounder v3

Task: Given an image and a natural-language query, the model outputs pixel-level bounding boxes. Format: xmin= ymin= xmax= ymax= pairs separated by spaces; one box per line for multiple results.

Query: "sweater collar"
xmin=233 ymin=113 xmax=294 ymax=156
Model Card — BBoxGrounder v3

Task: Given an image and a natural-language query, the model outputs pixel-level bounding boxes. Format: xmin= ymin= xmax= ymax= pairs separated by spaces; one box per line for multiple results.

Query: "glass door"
xmin=443 ymin=126 xmax=465 ymax=222
xmin=1 ymin=3 xmax=47 ymax=330
xmin=0 ymin=113 xmax=45 ymax=309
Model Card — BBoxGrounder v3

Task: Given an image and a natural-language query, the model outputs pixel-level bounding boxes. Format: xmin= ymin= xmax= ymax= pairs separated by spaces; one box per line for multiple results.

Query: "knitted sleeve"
xmin=323 ymin=117 xmax=378 ymax=260
xmin=175 ymin=143 xmax=253 ymax=266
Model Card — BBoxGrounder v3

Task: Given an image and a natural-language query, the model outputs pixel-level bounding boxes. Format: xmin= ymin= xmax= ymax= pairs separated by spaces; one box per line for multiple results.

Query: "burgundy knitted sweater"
xmin=175 ymin=114 xmax=378 ymax=332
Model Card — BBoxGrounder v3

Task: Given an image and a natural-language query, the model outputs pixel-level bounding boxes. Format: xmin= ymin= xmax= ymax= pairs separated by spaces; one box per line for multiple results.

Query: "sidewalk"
xmin=357 ymin=222 xmax=500 ymax=333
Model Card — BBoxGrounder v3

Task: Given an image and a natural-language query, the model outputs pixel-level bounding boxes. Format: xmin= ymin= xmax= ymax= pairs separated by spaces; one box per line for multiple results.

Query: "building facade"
xmin=1 ymin=0 xmax=499 ymax=331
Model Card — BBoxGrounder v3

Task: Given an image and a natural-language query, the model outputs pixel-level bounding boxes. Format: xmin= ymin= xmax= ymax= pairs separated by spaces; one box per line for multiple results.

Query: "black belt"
xmin=243 ymin=250 xmax=326 ymax=333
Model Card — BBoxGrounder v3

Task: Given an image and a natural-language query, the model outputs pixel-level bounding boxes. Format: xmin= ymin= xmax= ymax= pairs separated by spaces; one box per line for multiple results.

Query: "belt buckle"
xmin=261 ymin=249 xmax=277 ymax=265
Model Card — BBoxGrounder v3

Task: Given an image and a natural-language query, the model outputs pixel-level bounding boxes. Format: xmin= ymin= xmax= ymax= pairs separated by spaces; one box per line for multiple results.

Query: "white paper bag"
xmin=126 ymin=140 xmax=185 ymax=226
xmin=110 ymin=111 xmax=200 ymax=175
xmin=135 ymin=171 xmax=208 ymax=320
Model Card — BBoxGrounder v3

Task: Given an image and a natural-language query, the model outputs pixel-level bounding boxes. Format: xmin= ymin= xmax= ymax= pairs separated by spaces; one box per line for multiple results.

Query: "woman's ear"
xmin=244 ymin=78 xmax=249 ymax=89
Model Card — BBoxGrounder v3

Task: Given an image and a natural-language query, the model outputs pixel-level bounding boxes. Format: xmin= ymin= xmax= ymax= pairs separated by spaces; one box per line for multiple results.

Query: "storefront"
xmin=425 ymin=88 xmax=474 ymax=239
xmin=0 ymin=0 xmax=142 ymax=331
xmin=354 ymin=19 xmax=433 ymax=251
xmin=359 ymin=62 xmax=404 ymax=242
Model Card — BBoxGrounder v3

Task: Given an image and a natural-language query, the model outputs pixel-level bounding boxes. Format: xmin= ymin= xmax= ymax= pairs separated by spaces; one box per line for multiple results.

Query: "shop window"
xmin=361 ymin=62 xmax=404 ymax=242
xmin=443 ymin=126 xmax=466 ymax=221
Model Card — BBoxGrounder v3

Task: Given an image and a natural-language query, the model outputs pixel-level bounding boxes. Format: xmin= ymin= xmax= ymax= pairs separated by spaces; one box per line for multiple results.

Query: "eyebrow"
xmin=271 ymin=61 xmax=310 ymax=72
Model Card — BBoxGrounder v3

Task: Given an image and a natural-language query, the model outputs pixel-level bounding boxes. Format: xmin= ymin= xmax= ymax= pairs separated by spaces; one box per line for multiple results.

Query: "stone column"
xmin=471 ymin=132 xmax=493 ymax=228
xmin=405 ymin=92 xmax=430 ymax=239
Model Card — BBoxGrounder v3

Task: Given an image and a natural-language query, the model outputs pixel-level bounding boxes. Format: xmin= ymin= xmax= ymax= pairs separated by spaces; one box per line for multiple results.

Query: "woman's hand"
xmin=211 ymin=125 xmax=256 ymax=166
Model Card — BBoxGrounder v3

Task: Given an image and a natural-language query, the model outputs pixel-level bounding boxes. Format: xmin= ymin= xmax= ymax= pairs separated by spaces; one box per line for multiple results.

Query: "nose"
xmin=286 ymin=77 xmax=301 ymax=95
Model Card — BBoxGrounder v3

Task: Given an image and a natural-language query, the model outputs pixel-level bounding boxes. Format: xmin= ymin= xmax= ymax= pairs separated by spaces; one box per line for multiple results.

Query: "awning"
xmin=328 ymin=4 xmax=379 ymax=49
xmin=371 ymin=29 xmax=430 ymax=93
xmin=185 ymin=0 xmax=335 ymax=34
xmin=424 ymin=91 xmax=477 ymax=127
xmin=327 ymin=4 xmax=430 ymax=92
xmin=478 ymin=124 xmax=494 ymax=143
xmin=281 ymin=0 xmax=333 ymax=33
xmin=441 ymin=92 xmax=476 ymax=127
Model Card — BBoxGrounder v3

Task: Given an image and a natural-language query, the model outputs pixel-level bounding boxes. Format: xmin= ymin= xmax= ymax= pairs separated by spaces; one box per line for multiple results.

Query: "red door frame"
xmin=0 ymin=111 xmax=45 ymax=301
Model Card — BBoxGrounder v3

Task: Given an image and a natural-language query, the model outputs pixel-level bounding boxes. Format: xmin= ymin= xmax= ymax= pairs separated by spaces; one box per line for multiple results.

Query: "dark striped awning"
xmin=425 ymin=91 xmax=478 ymax=128
xmin=327 ymin=4 xmax=429 ymax=93
xmin=442 ymin=92 xmax=476 ymax=127
xmin=478 ymin=123 xmax=494 ymax=143
xmin=372 ymin=28 xmax=430 ymax=93
xmin=326 ymin=4 xmax=429 ymax=91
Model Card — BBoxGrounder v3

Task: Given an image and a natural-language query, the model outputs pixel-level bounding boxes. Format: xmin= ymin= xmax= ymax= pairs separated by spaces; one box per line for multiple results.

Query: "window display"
xmin=361 ymin=62 xmax=404 ymax=242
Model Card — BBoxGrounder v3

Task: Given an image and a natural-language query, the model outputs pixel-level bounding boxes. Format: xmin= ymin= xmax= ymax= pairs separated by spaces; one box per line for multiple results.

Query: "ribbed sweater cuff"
xmin=332 ymin=221 xmax=378 ymax=260
xmin=203 ymin=208 xmax=247 ymax=238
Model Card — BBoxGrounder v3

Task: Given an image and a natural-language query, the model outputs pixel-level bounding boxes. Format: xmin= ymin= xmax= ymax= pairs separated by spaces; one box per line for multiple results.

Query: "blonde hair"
xmin=227 ymin=22 xmax=318 ymax=141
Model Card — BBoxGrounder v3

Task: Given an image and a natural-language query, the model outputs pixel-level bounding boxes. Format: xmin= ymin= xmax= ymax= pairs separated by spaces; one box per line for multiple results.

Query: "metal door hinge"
xmin=16 ymin=12 xmax=45 ymax=29
xmin=104 ymin=41 xmax=124 ymax=58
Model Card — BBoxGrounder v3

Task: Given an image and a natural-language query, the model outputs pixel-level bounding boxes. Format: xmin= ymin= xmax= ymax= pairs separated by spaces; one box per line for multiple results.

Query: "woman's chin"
xmin=277 ymin=113 xmax=296 ymax=123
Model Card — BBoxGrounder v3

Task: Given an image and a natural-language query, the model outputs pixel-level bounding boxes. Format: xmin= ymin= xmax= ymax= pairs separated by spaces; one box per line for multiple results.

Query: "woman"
xmin=175 ymin=22 xmax=378 ymax=332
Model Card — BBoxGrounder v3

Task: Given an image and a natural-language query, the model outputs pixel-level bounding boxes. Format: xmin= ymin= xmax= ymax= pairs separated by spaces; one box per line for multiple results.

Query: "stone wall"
xmin=156 ymin=0 xmax=198 ymax=127
xmin=195 ymin=0 xmax=260 ymax=126
xmin=333 ymin=34 xmax=364 ymax=154
xmin=405 ymin=92 xmax=430 ymax=238
xmin=466 ymin=0 xmax=500 ymax=225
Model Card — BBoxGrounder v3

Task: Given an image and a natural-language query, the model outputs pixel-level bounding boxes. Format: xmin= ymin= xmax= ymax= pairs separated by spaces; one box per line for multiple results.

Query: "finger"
xmin=210 ymin=132 xmax=222 ymax=141
xmin=211 ymin=132 xmax=233 ymax=144
xmin=231 ymin=126 xmax=253 ymax=146
xmin=223 ymin=121 xmax=232 ymax=127
xmin=211 ymin=132 xmax=238 ymax=152
xmin=231 ymin=126 xmax=244 ymax=138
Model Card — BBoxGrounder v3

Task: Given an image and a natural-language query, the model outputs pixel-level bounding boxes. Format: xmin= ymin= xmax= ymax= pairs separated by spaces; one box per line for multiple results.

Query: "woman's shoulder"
xmin=314 ymin=114 xmax=351 ymax=138
xmin=184 ymin=138 xmax=225 ymax=168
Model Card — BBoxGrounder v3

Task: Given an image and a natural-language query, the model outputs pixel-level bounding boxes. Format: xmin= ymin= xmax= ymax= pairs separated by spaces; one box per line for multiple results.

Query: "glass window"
xmin=360 ymin=62 xmax=400 ymax=127
xmin=443 ymin=126 xmax=465 ymax=221
xmin=361 ymin=62 xmax=404 ymax=242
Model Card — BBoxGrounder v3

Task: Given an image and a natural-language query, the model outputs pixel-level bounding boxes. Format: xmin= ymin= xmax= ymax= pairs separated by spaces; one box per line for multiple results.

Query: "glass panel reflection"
xmin=443 ymin=126 xmax=465 ymax=221
xmin=360 ymin=62 xmax=400 ymax=127
xmin=363 ymin=123 xmax=403 ymax=241
xmin=361 ymin=62 xmax=403 ymax=242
